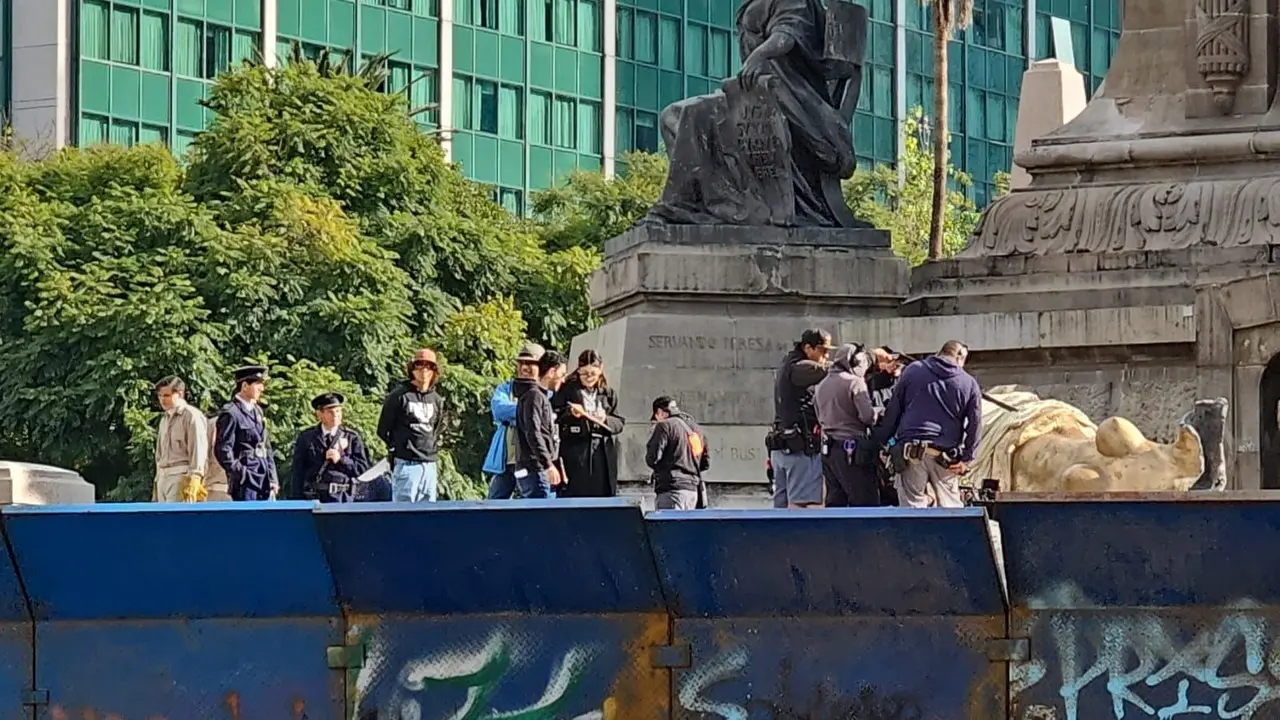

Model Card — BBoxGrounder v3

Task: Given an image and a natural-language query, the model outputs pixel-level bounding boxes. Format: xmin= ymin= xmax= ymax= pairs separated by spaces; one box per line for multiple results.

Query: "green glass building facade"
xmin=5 ymin=0 xmax=1119 ymax=211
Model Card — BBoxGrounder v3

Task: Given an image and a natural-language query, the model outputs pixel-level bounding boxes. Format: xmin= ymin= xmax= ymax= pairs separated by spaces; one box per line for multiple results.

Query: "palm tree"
xmin=925 ymin=0 xmax=974 ymax=260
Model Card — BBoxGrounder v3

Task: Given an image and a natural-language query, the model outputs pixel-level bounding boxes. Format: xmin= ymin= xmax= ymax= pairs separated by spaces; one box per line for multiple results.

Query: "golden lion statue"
xmin=969 ymin=386 xmax=1206 ymax=493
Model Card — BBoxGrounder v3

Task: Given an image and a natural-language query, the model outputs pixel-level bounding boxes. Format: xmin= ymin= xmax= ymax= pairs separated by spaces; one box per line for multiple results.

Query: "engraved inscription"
xmin=647 ymin=335 xmax=784 ymax=353
xmin=735 ymin=103 xmax=787 ymax=181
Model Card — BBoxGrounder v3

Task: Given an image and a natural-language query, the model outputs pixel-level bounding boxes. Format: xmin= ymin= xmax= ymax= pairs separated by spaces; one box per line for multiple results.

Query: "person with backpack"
xmin=645 ymin=396 xmax=711 ymax=510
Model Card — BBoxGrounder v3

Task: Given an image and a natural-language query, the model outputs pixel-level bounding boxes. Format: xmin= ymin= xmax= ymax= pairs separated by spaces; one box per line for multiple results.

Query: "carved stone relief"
xmin=961 ymin=177 xmax=1280 ymax=256
xmin=1194 ymin=0 xmax=1250 ymax=114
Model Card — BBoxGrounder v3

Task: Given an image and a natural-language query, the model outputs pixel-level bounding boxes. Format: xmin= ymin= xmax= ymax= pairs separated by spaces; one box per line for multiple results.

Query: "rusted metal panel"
xmin=37 ymin=618 xmax=341 ymax=718
xmin=0 ymin=514 xmax=32 ymax=720
xmin=314 ymin=499 xmax=664 ymax=615
xmin=0 ymin=624 xmax=31 ymax=720
xmin=345 ymin=612 xmax=670 ymax=719
xmin=671 ymin=617 xmax=1006 ymax=719
xmin=650 ymin=509 xmax=1008 ymax=719
xmin=998 ymin=497 xmax=1280 ymax=719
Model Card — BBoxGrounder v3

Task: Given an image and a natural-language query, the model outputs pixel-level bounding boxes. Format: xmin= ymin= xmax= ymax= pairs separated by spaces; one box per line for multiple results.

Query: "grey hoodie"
xmin=814 ymin=344 xmax=877 ymax=441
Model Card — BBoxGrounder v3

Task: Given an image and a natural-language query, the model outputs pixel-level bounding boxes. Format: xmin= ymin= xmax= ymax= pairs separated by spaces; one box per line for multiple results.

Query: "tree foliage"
xmin=0 ymin=56 xmax=596 ymax=501
xmin=843 ymin=107 xmax=981 ymax=266
xmin=530 ymin=151 xmax=667 ymax=253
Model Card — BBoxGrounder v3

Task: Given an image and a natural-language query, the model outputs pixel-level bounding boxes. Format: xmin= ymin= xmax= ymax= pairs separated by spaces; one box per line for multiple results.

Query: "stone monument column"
xmin=571 ymin=0 xmax=911 ymax=507
xmin=899 ymin=0 xmax=1280 ymax=490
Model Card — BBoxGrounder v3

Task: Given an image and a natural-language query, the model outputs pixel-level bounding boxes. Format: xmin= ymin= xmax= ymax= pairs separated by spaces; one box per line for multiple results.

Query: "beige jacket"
xmin=155 ymin=401 xmax=209 ymax=477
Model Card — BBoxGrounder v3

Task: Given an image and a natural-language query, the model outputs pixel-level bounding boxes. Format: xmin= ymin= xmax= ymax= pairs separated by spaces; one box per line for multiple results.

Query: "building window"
xmin=634 ymin=12 xmax=656 ymax=64
xmin=205 ymin=25 xmax=233 ymax=78
xmin=709 ymin=28 xmax=730 ymax=78
xmin=578 ymin=0 xmax=600 ymax=52
xmin=635 ymin=111 xmax=658 ymax=152
xmin=498 ymin=0 xmax=522 ymax=34
xmin=493 ymin=186 xmax=523 ymax=214
xmin=498 ymin=84 xmax=522 ymax=139
xmin=577 ymin=100 xmax=601 ymax=154
xmin=81 ymin=1 xmax=110 ymax=61
xmin=110 ymin=5 xmax=138 ymax=65
xmin=615 ymin=107 xmax=633 ymax=152
xmin=377 ymin=0 xmax=439 ymax=15
xmin=175 ymin=19 xmax=202 ymax=77
xmin=110 ymin=118 xmax=138 ymax=147
xmin=453 ymin=76 xmax=473 ymax=129
xmin=409 ymin=69 xmax=439 ymax=125
xmin=658 ymin=16 xmax=680 ymax=70
xmin=140 ymin=12 xmax=168 ymax=71
xmin=529 ymin=91 xmax=551 ymax=145
xmin=477 ymin=80 xmax=498 ymax=134
xmin=553 ymin=0 xmax=576 ymax=45
xmin=80 ymin=114 xmax=109 ymax=146
xmin=616 ymin=8 xmax=633 ymax=59
xmin=553 ymin=96 xmax=576 ymax=148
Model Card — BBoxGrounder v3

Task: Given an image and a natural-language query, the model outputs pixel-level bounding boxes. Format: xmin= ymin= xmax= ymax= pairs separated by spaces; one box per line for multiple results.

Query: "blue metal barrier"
xmin=0 ymin=513 xmax=30 ymax=720
xmin=315 ymin=498 xmax=670 ymax=719
xmin=647 ymin=508 xmax=1008 ymax=719
xmin=2 ymin=502 xmax=341 ymax=718
xmin=996 ymin=494 xmax=1280 ymax=720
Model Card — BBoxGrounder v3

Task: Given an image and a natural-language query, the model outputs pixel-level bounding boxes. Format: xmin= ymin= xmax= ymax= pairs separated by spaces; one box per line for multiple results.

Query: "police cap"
xmin=233 ymin=365 xmax=268 ymax=384
xmin=311 ymin=392 xmax=345 ymax=411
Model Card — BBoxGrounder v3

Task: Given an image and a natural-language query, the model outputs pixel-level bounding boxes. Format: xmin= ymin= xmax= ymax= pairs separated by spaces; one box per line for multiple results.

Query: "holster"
xmin=888 ymin=443 xmax=911 ymax=474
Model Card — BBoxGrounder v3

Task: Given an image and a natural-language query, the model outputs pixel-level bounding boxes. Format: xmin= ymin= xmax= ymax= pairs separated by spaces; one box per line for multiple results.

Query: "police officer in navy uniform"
xmin=290 ymin=392 xmax=372 ymax=503
xmin=213 ymin=365 xmax=279 ymax=501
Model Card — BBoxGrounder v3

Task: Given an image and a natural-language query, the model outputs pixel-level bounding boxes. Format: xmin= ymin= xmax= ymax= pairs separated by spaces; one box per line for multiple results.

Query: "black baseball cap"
xmin=651 ymin=396 xmax=678 ymax=420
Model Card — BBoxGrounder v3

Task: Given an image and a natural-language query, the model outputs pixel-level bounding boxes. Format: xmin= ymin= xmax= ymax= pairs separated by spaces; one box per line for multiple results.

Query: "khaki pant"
xmin=155 ymin=468 xmax=208 ymax=502
xmin=897 ymin=456 xmax=965 ymax=508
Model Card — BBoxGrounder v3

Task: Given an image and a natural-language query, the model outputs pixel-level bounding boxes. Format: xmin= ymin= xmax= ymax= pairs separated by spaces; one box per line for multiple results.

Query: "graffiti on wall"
xmin=1015 ymin=581 xmax=1280 ymax=720
xmin=678 ymin=647 xmax=924 ymax=720
xmin=351 ymin=623 xmax=622 ymax=720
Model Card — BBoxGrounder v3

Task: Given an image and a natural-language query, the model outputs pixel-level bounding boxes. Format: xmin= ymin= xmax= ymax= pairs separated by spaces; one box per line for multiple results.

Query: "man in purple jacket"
xmin=871 ymin=341 xmax=982 ymax=508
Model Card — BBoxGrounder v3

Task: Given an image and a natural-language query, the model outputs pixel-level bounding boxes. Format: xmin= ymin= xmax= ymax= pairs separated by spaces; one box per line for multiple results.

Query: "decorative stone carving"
xmin=1194 ymin=0 xmax=1249 ymax=114
xmin=642 ymin=0 xmax=872 ymax=229
xmin=961 ymin=175 xmax=1280 ymax=256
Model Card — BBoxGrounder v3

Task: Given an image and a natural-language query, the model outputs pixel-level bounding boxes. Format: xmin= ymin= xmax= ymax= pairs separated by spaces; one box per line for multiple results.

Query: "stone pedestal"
xmin=894 ymin=0 xmax=1280 ymax=491
xmin=0 ymin=462 xmax=96 ymax=505
xmin=572 ymin=225 xmax=909 ymax=508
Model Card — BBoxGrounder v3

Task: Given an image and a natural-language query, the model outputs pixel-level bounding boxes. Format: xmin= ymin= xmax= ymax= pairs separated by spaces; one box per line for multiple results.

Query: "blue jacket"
xmin=213 ymin=399 xmax=279 ymax=501
xmin=874 ymin=355 xmax=984 ymax=462
xmin=483 ymin=379 xmax=553 ymax=476
xmin=482 ymin=380 xmax=518 ymax=476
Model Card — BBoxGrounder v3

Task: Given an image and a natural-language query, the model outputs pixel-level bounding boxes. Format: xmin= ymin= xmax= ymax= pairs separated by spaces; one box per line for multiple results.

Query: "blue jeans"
xmin=391 ymin=459 xmax=437 ymax=503
xmin=515 ymin=467 xmax=556 ymax=499
xmin=487 ymin=466 xmax=517 ymax=499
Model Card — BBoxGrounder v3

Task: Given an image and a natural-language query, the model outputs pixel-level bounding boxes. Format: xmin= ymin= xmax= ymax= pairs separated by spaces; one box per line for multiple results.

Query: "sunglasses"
xmin=412 ymin=360 xmax=438 ymax=370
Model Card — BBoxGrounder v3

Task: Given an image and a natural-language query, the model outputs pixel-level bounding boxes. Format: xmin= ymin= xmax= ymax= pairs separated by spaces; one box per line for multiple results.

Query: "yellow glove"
xmin=180 ymin=474 xmax=208 ymax=503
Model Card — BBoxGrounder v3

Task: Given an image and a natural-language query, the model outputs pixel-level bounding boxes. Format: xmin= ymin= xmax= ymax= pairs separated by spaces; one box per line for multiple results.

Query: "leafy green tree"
xmin=0 ymin=55 xmax=596 ymax=501
xmin=843 ymin=107 xmax=981 ymax=266
xmin=531 ymin=151 xmax=666 ymax=253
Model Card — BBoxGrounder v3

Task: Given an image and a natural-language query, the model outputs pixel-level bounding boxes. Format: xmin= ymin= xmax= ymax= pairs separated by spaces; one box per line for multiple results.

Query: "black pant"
xmin=822 ymin=449 xmax=881 ymax=507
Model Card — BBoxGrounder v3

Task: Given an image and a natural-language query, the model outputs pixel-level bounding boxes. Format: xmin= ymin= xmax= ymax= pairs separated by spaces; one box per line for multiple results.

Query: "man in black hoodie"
xmin=514 ymin=350 xmax=569 ymax=498
xmin=646 ymin=396 xmax=711 ymax=510
xmin=872 ymin=340 xmax=982 ymax=508
xmin=378 ymin=348 xmax=445 ymax=503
